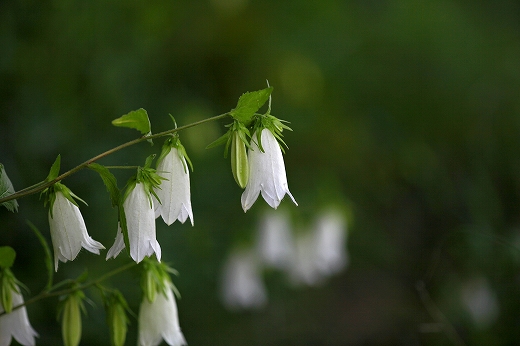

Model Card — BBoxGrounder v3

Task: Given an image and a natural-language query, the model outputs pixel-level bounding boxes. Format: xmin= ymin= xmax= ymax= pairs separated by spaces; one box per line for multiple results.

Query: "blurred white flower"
xmin=241 ymin=128 xmax=297 ymax=212
xmin=138 ymin=280 xmax=186 ymax=346
xmin=313 ymin=209 xmax=349 ymax=276
xmin=221 ymin=248 xmax=267 ymax=310
xmin=288 ymin=230 xmax=323 ymax=286
xmin=117 ymin=183 xmax=161 ymax=263
xmin=256 ymin=210 xmax=294 ymax=269
xmin=49 ymin=191 xmax=105 ymax=271
xmin=0 ymin=284 xmax=38 ymax=346
xmin=461 ymin=277 xmax=499 ymax=329
xmin=288 ymin=209 xmax=349 ymax=286
xmin=154 ymin=147 xmax=194 ymax=226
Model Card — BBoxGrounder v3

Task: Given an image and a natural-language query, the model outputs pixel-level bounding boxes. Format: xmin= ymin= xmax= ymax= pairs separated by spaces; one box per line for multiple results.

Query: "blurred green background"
xmin=2 ymin=0 xmax=520 ymax=345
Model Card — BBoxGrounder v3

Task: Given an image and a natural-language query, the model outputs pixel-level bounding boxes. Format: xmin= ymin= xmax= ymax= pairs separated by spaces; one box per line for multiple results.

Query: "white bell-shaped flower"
xmin=288 ymin=229 xmax=324 ymax=286
xmin=0 ymin=284 xmax=38 ymax=346
xmin=49 ymin=191 xmax=105 ymax=271
xmin=256 ymin=210 xmax=294 ymax=270
xmin=154 ymin=147 xmax=194 ymax=226
xmin=118 ymin=182 xmax=161 ymax=264
xmin=138 ymin=279 xmax=186 ymax=346
xmin=220 ymin=248 xmax=267 ymax=310
xmin=313 ymin=209 xmax=349 ymax=276
xmin=106 ymin=223 xmax=125 ymax=260
xmin=241 ymin=128 xmax=297 ymax=212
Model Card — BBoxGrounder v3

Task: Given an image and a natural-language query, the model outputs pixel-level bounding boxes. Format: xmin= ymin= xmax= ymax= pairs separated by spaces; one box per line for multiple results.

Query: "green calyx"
xmin=122 ymin=154 xmax=165 ymax=208
xmin=156 ymin=133 xmax=193 ymax=174
xmin=141 ymin=258 xmax=180 ymax=303
xmin=41 ymin=182 xmax=88 ymax=219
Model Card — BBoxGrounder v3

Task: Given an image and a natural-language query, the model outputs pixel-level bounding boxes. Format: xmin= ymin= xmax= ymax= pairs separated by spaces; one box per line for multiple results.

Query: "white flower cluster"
xmin=220 ymin=208 xmax=349 ymax=310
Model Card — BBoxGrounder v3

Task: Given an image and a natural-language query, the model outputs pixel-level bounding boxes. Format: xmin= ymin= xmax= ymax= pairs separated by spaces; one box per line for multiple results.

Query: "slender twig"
xmin=1 ymin=261 xmax=137 ymax=316
xmin=0 ymin=112 xmax=229 ymax=204
xmin=416 ymin=280 xmax=466 ymax=346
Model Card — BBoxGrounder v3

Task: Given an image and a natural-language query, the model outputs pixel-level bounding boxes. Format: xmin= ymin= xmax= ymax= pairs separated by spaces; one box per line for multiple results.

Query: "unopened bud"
xmin=61 ymin=291 xmax=84 ymax=346
xmin=106 ymin=291 xmax=129 ymax=346
xmin=231 ymin=131 xmax=249 ymax=189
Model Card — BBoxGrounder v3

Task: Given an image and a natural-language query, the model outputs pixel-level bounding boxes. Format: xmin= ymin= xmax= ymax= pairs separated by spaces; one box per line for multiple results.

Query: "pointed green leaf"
xmin=230 ymin=87 xmax=273 ymax=124
xmin=0 ymin=164 xmax=19 ymax=212
xmin=112 ymin=109 xmax=151 ymax=136
xmin=26 ymin=220 xmax=53 ymax=290
xmin=45 ymin=154 xmax=61 ymax=182
xmin=0 ymin=247 xmax=16 ymax=269
xmin=88 ymin=163 xmax=120 ymax=208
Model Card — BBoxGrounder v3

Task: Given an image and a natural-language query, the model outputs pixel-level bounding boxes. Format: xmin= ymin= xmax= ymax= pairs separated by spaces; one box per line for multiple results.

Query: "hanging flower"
xmin=138 ymin=260 xmax=186 ymax=346
xmin=154 ymin=134 xmax=194 ymax=226
xmin=241 ymin=128 xmax=297 ymax=212
xmin=107 ymin=156 xmax=163 ymax=263
xmin=121 ymin=182 xmax=161 ymax=263
xmin=0 ymin=283 xmax=38 ymax=346
xmin=312 ymin=209 xmax=349 ymax=276
xmin=255 ymin=210 xmax=294 ymax=270
xmin=45 ymin=183 xmax=105 ymax=271
xmin=220 ymin=248 xmax=267 ymax=310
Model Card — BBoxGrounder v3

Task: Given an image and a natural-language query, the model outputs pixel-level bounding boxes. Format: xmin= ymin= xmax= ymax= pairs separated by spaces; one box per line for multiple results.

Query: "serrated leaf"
xmin=0 ymin=246 xmax=16 ymax=269
xmin=230 ymin=87 xmax=273 ymax=124
xmin=88 ymin=163 xmax=120 ymax=208
xmin=26 ymin=220 xmax=53 ymax=290
xmin=112 ymin=108 xmax=151 ymax=136
xmin=0 ymin=164 xmax=18 ymax=212
xmin=45 ymin=154 xmax=61 ymax=182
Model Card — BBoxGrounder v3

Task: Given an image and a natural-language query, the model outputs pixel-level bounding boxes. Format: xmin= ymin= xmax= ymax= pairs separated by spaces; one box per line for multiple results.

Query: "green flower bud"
xmin=106 ymin=291 xmax=129 ymax=346
xmin=0 ymin=268 xmax=15 ymax=313
xmin=231 ymin=130 xmax=249 ymax=189
xmin=60 ymin=290 xmax=85 ymax=346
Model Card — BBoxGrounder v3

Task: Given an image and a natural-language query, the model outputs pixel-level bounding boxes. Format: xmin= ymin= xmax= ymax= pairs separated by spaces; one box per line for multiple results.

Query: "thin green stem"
xmin=0 ymin=112 xmax=229 ymax=204
xmin=1 ymin=261 xmax=137 ymax=316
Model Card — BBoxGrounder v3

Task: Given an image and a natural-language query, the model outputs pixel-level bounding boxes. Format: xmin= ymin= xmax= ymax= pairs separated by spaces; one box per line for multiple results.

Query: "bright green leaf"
xmin=112 ymin=108 xmax=151 ymax=136
xmin=45 ymin=154 xmax=61 ymax=182
xmin=230 ymin=87 xmax=273 ymax=124
xmin=0 ymin=246 xmax=16 ymax=269
xmin=88 ymin=163 xmax=120 ymax=208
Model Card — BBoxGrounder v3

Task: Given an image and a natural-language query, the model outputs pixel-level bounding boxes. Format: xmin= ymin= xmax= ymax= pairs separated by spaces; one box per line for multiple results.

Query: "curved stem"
xmin=1 ymin=261 xmax=137 ymax=316
xmin=0 ymin=112 xmax=229 ymax=204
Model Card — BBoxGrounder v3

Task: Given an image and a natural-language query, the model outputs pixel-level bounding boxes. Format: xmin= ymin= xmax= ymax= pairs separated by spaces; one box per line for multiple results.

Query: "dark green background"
xmin=2 ymin=0 xmax=520 ymax=345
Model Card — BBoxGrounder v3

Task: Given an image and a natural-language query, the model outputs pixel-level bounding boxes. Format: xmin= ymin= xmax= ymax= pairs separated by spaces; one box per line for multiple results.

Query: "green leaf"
xmin=45 ymin=154 xmax=61 ymax=182
xmin=230 ymin=87 xmax=273 ymax=124
xmin=88 ymin=163 xmax=120 ymax=208
xmin=112 ymin=108 xmax=151 ymax=136
xmin=0 ymin=246 xmax=16 ymax=269
xmin=26 ymin=220 xmax=53 ymax=290
xmin=0 ymin=164 xmax=19 ymax=212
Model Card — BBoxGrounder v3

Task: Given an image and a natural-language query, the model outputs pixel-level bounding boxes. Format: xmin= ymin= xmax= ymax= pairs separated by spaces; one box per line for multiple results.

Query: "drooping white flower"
xmin=288 ymin=229 xmax=323 ymax=286
xmin=241 ymin=128 xmax=297 ymax=212
xmin=48 ymin=190 xmax=105 ymax=271
xmin=0 ymin=284 xmax=38 ymax=346
xmin=288 ymin=209 xmax=349 ymax=286
xmin=220 ymin=248 xmax=267 ymax=310
xmin=138 ymin=279 xmax=186 ymax=346
xmin=119 ymin=182 xmax=161 ymax=263
xmin=154 ymin=147 xmax=193 ymax=226
xmin=256 ymin=210 xmax=294 ymax=270
xmin=313 ymin=209 xmax=349 ymax=276
xmin=461 ymin=277 xmax=499 ymax=329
